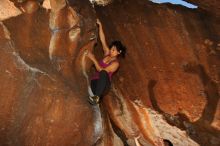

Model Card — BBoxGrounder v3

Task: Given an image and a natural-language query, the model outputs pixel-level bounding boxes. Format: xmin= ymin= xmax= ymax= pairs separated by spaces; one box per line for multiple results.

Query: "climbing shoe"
xmin=88 ymin=95 xmax=100 ymax=105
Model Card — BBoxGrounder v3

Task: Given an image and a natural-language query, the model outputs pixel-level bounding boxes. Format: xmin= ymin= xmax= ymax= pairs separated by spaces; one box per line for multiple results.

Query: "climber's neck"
xmin=110 ymin=56 xmax=117 ymax=60
xmin=108 ymin=54 xmax=117 ymax=60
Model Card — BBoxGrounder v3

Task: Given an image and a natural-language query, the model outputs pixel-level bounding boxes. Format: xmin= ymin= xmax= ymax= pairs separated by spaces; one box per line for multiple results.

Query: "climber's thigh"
xmin=91 ymin=79 xmax=98 ymax=94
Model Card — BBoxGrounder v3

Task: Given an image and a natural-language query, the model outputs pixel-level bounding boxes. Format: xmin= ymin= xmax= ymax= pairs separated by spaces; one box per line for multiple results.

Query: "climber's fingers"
xmin=84 ymin=49 xmax=88 ymax=55
xmin=134 ymin=134 xmax=141 ymax=140
xmin=96 ymin=18 xmax=101 ymax=26
xmin=134 ymin=136 xmax=141 ymax=146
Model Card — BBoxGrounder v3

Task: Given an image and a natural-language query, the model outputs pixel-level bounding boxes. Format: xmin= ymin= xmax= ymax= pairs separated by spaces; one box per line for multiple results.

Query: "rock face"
xmin=186 ymin=0 xmax=220 ymax=17
xmin=0 ymin=0 xmax=22 ymax=21
xmin=0 ymin=0 xmax=100 ymax=146
xmin=0 ymin=0 xmax=219 ymax=146
xmin=89 ymin=0 xmax=113 ymax=6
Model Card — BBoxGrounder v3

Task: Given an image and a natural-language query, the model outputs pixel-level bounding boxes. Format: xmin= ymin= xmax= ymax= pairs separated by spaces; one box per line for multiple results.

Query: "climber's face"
xmin=110 ymin=46 xmax=120 ymax=57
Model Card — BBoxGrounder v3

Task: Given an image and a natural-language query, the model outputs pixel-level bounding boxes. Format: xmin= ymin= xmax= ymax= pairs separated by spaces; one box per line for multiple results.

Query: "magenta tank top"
xmin=91 ymin=56 xmax=118 ymax=81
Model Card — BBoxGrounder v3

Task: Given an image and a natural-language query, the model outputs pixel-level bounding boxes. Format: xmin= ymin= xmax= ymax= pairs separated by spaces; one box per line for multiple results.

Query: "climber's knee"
xmin=99 ymin=70 xmax=108 ymax=77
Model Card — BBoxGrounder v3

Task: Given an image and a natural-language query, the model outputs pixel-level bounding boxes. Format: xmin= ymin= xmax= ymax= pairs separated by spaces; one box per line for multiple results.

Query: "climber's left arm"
xmin=87 ymin=52 xmax=103 ymax=71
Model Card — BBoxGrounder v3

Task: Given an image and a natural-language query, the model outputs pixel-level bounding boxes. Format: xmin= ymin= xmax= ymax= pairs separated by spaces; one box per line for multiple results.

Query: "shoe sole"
xmin=87 ymin=97 xmax=98 ymax=105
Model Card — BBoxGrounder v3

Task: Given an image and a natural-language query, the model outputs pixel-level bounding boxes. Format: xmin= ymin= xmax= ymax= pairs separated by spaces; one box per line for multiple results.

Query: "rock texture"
xmin=0 ymin=0 xmax=100 ymax=145
xmin=89 ymin=0 xmax=113 ymax=6
xmin=186 ymin=0 xmax=220 ymax=17
xmin=0 ymin=0 xmax=22 ymax=21
xmin=0 ymin=0 xmax=219 ymax=146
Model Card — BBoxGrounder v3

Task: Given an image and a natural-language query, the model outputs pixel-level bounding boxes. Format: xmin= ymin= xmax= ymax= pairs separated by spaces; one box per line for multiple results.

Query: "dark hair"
xmin=163 ymin=139 xmax=173 ymax=146
xmin=109 ymin=41 xmax=126 ymax=58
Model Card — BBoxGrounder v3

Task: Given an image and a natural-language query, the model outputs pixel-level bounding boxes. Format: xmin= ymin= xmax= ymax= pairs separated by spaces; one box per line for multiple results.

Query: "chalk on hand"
xmin=89 ymin=34 xmax=97 ymax=41
xmin=84 ymin=50 xmax=88 ymax=55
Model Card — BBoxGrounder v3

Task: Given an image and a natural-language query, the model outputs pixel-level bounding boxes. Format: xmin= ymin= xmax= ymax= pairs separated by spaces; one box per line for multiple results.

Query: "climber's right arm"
xmin=97 ymin=19 xmax=110 ymax=56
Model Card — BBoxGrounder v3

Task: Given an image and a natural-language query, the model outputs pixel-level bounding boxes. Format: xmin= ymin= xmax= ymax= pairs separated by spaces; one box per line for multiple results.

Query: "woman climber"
xmin=86 ymin=19 xmax=126 ymax=104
